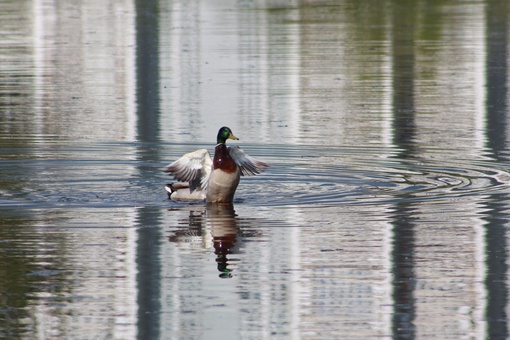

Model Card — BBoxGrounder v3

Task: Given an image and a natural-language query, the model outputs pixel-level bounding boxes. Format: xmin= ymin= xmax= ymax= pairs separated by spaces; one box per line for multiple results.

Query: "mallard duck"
xmin=164 ymin=126 xmax=269 ymax=203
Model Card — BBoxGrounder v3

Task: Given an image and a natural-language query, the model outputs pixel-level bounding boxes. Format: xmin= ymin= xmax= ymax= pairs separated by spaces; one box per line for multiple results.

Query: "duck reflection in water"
xmin=167 ymin=204 xmax=249 ymax=279
xmin=208 ymin=204 xmax=238 ymax=278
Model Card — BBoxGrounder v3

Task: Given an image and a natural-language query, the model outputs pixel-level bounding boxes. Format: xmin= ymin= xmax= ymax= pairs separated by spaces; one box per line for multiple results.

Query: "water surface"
xmin=1 ymin=0 xmax=510 ymax=339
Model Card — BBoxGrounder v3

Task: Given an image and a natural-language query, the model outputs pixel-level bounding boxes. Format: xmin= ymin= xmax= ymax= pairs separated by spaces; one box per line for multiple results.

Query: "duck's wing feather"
xmin=163 ymin=149 xmax=212 ymax=192
xmin=228 ymin=146 xmax=269 ymax=176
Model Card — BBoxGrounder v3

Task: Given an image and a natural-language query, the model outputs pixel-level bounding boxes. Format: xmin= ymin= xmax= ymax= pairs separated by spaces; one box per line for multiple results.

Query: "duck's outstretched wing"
xmin=228 ymin=146 xmax=269 ymax=176
xmin=163 ymin=149 xmax=212 ymax=192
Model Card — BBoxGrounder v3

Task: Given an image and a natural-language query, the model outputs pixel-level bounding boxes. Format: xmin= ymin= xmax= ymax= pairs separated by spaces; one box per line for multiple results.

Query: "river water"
xmin=1 ymin=0 xmax=510 ymax=339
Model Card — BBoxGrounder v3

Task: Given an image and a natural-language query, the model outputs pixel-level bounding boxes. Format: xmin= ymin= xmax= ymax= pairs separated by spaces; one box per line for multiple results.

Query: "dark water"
xmin=2 ymin=0 xmax=510 ymax=339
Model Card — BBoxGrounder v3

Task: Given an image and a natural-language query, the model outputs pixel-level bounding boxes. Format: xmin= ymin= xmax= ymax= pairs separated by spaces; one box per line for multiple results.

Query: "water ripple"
xmin=2 ymin=142 xmax=509 ymax=209
xmin=249 ymin=145 xmax=510 ymax=207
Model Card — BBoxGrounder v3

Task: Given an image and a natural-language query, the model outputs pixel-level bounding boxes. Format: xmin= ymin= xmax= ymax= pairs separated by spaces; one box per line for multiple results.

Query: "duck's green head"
xmin=217 ymin=126 xmax=239 ymax=144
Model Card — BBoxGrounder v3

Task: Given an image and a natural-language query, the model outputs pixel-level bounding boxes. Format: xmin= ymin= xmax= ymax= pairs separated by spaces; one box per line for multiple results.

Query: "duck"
xmin=164 ymin=126 xmax=269 ymax=203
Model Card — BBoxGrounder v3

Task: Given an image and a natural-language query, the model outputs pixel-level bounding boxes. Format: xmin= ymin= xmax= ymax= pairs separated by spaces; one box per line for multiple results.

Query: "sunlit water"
xmin=2 ymin=0 xmax=510 ymax=339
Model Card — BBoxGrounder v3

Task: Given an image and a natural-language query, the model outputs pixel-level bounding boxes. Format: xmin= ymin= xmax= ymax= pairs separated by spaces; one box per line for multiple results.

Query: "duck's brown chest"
xmin=213 ymin=144 xmax=238 ymax=173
